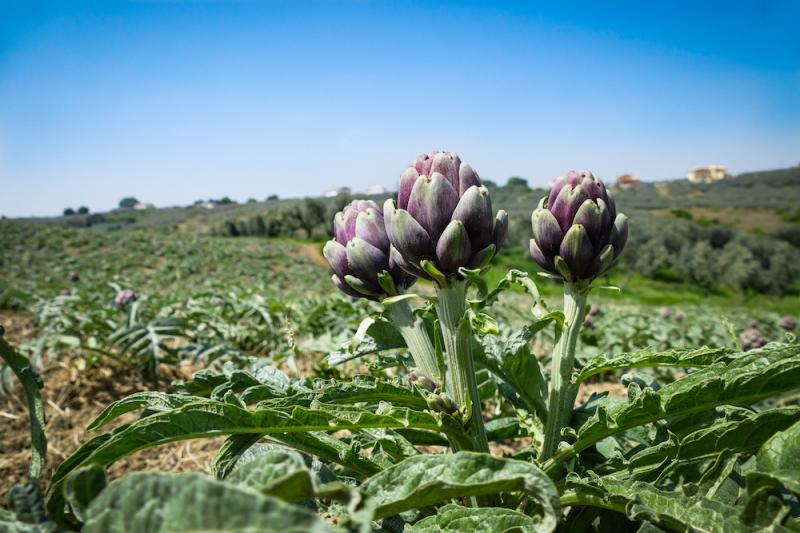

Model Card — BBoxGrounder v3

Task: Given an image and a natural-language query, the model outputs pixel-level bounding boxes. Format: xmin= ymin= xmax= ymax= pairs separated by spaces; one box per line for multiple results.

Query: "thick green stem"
xmin=560 ymin=490 xmax=627 ymax=514
xmin=540 ymin=282 xmax=587 ymax=461
xmin=388 ymin=299 xmax=441 ymax=385
xmin=435 ymin=281 xmax=489 ymax=453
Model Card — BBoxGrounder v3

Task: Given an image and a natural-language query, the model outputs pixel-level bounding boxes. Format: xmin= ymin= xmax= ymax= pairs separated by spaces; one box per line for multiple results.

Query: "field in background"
xmin=1 ymin=165 xmax=799 ymax=511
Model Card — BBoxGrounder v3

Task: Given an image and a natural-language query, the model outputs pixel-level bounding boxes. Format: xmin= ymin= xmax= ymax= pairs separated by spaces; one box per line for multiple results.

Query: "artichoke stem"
xmin=388 ymin=299 xmax=441 ymax=385
xmin=435 ymin=281 xmax=489 ymax=454
xmin=541 ymin=282 xmax=588 ymax=461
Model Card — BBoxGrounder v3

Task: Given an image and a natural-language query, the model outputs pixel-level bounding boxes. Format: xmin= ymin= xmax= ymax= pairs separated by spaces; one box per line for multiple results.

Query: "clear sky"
xmin=1 ymin=0 xmax=798 ymax=217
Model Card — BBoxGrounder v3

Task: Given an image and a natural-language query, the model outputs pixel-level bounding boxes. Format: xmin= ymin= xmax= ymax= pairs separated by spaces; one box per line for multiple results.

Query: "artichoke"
xmin=530 ymin=170 xmax=628 ymax=283
xmin=778 ymin=315 xmax=796 ymax=331
xmin=384 ymin=151 xmax=507 ymax=281
xmin=739 ymin=328 xmax=767 ymax=351
xmin=115 ymin=289 xmax=138 ymax=309
xmin=323 ymin=200 xmax=415 ymax=299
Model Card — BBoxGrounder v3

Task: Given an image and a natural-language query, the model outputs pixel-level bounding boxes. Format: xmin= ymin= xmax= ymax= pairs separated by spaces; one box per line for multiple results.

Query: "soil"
xmin=0 ymin=310 xmax=223 ymax=508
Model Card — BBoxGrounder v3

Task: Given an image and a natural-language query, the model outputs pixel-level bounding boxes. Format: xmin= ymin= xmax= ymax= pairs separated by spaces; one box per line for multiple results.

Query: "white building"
xmin=687 ymin=165 xmax=729 ymax=184
xmin=133 ymin=202 xmax=155 ymax=210
xmin=363 ymin=185 xmax=388 ymax=196
xmin=324 ymin=187 xmax=351 ymax=198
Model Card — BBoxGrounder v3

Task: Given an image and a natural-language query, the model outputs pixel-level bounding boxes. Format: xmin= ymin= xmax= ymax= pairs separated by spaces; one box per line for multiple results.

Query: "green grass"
xmin=487 ymin=249 xmax=800 ymax=314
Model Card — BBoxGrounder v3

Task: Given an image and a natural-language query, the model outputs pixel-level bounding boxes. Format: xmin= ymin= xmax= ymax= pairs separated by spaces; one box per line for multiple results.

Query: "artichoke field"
xmin=0 ymin=154 xmax=798 ymax=533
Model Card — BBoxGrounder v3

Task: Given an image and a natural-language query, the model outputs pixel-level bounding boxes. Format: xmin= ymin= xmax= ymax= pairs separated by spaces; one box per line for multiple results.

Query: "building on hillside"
xmin=614 ymin=174 xmax=641 ymax=189
xmin=198 ymin=202 xmax=216 ymax=209
xmin=133 ymin=202 xmax=155 ymax=210
xmin=687 ymin=165 xmax=729 ymax=183
xmin=363 ymin=185 xmax=388 ymax=196
xmin=324 ymin=187 xmax=351 ymax=198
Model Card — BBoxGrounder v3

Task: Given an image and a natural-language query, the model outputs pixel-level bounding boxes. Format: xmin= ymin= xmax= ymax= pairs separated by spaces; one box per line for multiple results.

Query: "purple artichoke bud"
xmin=589 ymin=304 xmax=601 ymax=317
xmin=67 ymin=271 xmax=80 ymax=283
xmin=583 ymin=315 xmax=594 ymax=328
xmin=407 ymin=371 xmax=437 ymax=393
xmin=674 ymin=312 xmax=685 ymax=323
xmin=749 ymin=319 xmax=759 ymax=328
xmin=778 ymin=315 xmax=797 ymax=331
xmin=661 ymin=308 xmax=673 ymax=319
xmin=426 ymin=392 xmax=459 ymax=415
xmin=211 ymin=296 xmax=226 ymax=307
xmin=530 ymin=170 xmax=627 ymax=283
xmin=61 ymin=289 xmax=72 ymax=296
xmin=324 ymin=200 xmax=414 ymax=300
xmin=115 ymin=289 xmax=138 ymax=309
xmin=386 ymin=151 xmax=507 ymax=281
xmin=739 ymin=328 xmax=767 ymax=352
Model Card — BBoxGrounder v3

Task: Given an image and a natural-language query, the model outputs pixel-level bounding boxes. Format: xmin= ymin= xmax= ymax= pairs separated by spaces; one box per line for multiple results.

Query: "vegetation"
xmin=0 ymin=162 xmax=798 ymax=532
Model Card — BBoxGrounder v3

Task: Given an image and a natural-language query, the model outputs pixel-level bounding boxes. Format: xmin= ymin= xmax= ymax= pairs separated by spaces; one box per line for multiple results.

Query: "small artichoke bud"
xmin=739 ymin=328 xmax=767 ymax=352
xmin=588 ymin=304 xmax=601 ymax=317
xmin=530 ymin=170 xmax=627 ymax=282
xmin=407 ymin=371 xmax=437 ymax=393
xmin=749 ymin=318 xmax=759 ymax=328
xmin=115 ymin=289 xmax=138 ymax=309
xmin=211 ymin=296 xmax=226 ymax=308
xmin=778 ymin=315 xmax=797 ymax=331
xmin=386 ymin=152 xmax=507 ymax=282
xmin=661 ymin=308 xmax=673 ymax=319
xmin=61 ymin=289 xmax=72 ymax=297
xmin=426 ymin=392 xmax=459 ymax=416
xmin=674 ymin=312 xmax=685 ymax=323
xmin=67 ymin=271 xmax=80 ymax=283
xmin=324 ymin=200 xmax=415 ymax=300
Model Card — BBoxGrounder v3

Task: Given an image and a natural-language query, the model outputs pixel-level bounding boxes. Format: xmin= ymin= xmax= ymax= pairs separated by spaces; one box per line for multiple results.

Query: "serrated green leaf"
xmin=576 ymin=346 xmax=736 ymax=384
xmin=544 ymin=343 xmax=800 ymax=475
xmin=0 ymin=335 xmax=46 ymax=480
xmin=563 ymin=475 xmax=788 ymax=533
xmin=47 ymin=399 xmax=447 ymax=527
xmin=477 ymin=315 xmax=559 ymax=422
xmin=81 ymin=472 xmax=333 ymax=532
xmin=327 ymin=317 xmax=406 ymax=366
xmin=408 ymin=503 xmax=539 ymax=532
xmin=360 ymin=452 xmax=560 ymax=530
xmin=226 ymin=446 xmax=318 ymax=502
xmin=748 ymin=418 xmax=800 ymax=494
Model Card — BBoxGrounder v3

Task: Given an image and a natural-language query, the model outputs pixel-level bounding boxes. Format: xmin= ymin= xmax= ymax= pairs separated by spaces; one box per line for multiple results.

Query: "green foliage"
xmin=1 ymin=170 xmax=799 ymax=532
xmin=118 ymin=197 xmax=138 ymax=209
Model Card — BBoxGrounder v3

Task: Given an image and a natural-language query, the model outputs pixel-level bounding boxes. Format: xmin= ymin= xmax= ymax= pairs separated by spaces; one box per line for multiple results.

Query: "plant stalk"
xmin=435 ymin=281 xmax=489 ymax=453
xmin=540 ymin=282 xmax=587 ymax=460
xmin=388 ymin=299 xmax=442 ymax=385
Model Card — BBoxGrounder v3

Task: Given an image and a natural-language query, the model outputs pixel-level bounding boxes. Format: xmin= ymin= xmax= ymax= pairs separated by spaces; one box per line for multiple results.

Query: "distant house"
xmin=687 ymin=165 xmax=729 ymax=184
xmin=614 ymin=174 xmax=641 ymax=189
xmin=363 ymin=185 xmax=388 ymax=196
xmin=324 ymin=187 xmax=351 ymax=198
xmin=133 ymin=202 xmax=155 ymax=210
xmin=198 ymin=202 xmax=216 ymax=209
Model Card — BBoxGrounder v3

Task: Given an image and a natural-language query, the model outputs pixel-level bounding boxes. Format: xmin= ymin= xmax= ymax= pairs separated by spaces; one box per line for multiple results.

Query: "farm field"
xmin=1 ymin=163 xmax=799 ymax=531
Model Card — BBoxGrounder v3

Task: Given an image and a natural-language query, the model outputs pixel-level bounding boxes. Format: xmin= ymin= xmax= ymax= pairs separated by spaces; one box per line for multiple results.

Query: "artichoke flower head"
xmin=384 ymin=151 xmax=508 ymax=283
xmin=324 ymin=199 xmax=415 ymax=300
xmin=531 ymin=170 xmax=628 ymax=283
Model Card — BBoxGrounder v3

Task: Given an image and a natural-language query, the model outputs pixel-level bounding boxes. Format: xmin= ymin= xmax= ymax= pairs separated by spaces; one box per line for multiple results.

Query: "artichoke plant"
xmin=325 ymin=200 xmax=440 ymax=385
xmin=384 ymin=151 xmax=507 ymax=282
xmin=323 ymin=200 xmax=415 ymax=300
xmin=530 ymin=171 xmax=629 ymax=460
xmin=531 ymin=170 xmax=628 ymax=283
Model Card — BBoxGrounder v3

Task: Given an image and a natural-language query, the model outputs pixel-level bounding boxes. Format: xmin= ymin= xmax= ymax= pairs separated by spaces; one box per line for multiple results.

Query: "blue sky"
xmin=1 ymin=1 xmax=798 ymax=217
